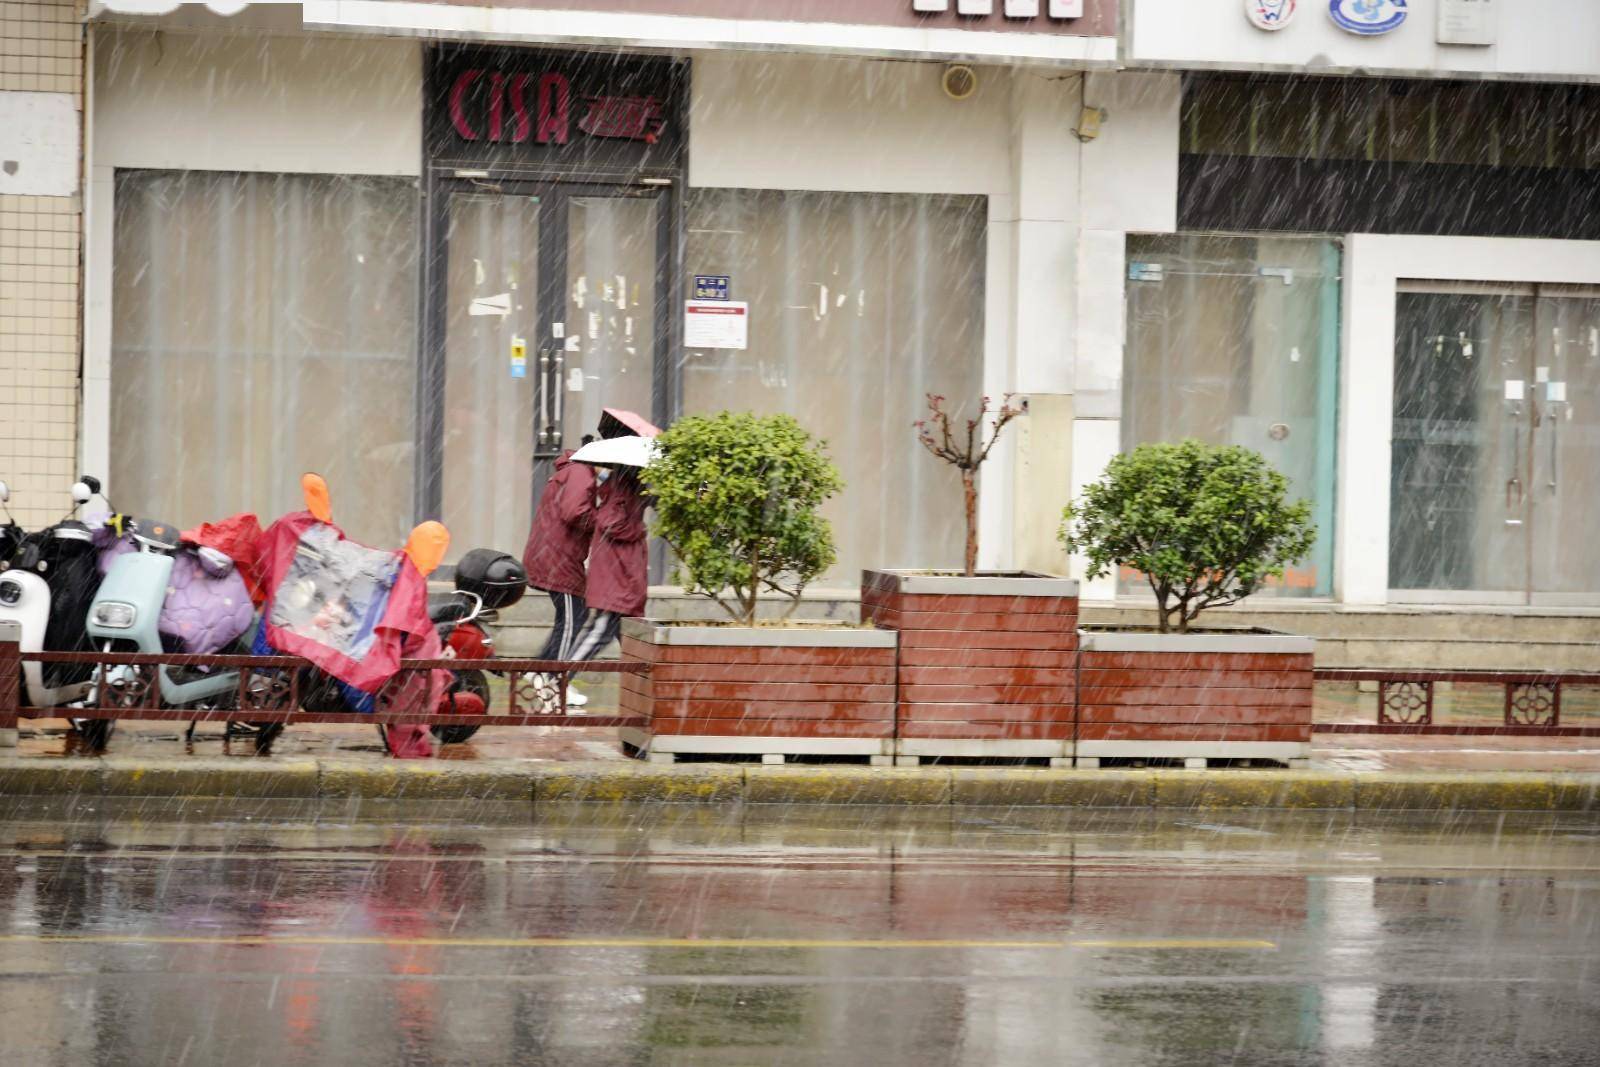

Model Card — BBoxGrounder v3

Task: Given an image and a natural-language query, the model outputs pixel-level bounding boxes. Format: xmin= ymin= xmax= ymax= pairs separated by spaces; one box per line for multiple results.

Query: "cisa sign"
xmin=1245 ymin=0 xmax=1297 ymax=31
xmin=426 ymin=48 xmax=686 ymax=171
xmin=1328 ymin=0 xmax=1408 ymax=36
xmin=446 ymin=69 xmax=667 ymax=145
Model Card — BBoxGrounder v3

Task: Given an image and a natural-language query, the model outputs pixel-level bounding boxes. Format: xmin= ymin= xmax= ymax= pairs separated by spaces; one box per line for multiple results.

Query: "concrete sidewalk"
xmin=3 ymin=721 xmax=1599 ymax=811
xmin=11 ymin=718 xmax=1600 ymax=772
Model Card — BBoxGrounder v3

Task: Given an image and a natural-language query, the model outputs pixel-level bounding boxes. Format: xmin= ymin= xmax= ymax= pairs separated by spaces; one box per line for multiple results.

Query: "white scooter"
xmin=0 ymin=477 xmax=112 ymax=746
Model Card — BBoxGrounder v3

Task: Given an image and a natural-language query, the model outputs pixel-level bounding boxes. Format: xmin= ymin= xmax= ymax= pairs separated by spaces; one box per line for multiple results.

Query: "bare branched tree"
xmin=914 ymin=393 xmax=1022 ymax=578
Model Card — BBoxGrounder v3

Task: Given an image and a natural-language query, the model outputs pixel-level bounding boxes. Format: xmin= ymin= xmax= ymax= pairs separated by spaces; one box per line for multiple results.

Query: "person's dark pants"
xmin=567 ymin=610 xmax=622 ymax=663
xmin=536 ymin=590 xmax=588 ymax=662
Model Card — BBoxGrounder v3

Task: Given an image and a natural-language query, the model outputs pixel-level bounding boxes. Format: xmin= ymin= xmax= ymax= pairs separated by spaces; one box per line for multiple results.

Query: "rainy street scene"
xmin=2 ymin=0 xmax=1600 ymax=1063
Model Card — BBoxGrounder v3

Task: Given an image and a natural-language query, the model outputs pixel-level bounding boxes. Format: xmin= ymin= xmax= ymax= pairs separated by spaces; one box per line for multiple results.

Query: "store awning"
xmin=91 ymin=0 xmax=257 ymax=15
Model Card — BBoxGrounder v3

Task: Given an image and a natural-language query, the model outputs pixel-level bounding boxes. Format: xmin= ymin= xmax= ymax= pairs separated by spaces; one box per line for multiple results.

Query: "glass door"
xmin=441 ymin=190 xmax=544 ymax=560
xmin=558 ymin=193 xmax=659 ymax=448
xmin=1528 ymin=290 xmax=1600 ymax=605
xmin=1390 ymin=284 xmax=1600 ymax=605
xmin=434 ymin=180 xmax=664 ymax=560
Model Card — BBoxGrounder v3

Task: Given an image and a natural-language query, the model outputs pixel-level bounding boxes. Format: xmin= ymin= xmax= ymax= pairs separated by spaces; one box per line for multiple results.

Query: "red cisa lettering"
xmin=449 ymin=69 xmax=571 ymax=143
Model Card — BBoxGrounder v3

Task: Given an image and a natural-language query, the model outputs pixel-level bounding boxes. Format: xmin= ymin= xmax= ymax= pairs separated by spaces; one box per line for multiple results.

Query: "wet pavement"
xmin=0 ymin=801 xmax=1596 ymax=1065
xmin=13 ymin=717 xmax=1600 ymax=773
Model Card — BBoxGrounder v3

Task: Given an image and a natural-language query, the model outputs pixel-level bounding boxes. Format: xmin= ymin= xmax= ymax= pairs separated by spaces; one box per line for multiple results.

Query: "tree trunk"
xmin=742 ymin=545 xmax=762 ymax=625
xmin=961 ymin=470 xmax=978 ymax=578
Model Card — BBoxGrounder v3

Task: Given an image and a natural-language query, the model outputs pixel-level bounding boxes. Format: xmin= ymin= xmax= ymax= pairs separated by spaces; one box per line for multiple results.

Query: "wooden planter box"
xmin=1075 ymin=630 xmax=1314 ymax=769
xmin=861 ymin=570 xmax=1080 ymax=766
xmin=618 ymin=619 xmax=897 ymax=765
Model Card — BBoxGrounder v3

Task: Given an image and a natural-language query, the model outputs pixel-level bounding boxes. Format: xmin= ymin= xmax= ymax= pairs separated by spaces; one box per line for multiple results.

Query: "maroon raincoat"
xmin=584 ymin=472 xmax=648 ymax=617
xmin=521 ymin=451 xmax=597 ymax=598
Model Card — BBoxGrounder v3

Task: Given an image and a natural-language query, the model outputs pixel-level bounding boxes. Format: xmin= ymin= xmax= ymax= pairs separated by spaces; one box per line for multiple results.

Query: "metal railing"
xmin=1313 ymin=668 xmax=1600 ymax=737
xmin=6 ymin=640 xmax=1595 ymax=747
xmin=0 ymin=642 xmax=649 ymax=735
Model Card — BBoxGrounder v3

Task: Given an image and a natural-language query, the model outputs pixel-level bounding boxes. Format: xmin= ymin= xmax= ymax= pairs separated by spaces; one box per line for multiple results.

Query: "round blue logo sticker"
xmin=1328 ymin=0 xmax=1407 ymax=35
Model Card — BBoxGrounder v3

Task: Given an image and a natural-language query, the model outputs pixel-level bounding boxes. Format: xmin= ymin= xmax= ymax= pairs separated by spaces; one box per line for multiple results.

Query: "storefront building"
xmin=79 ymin=0 xmax=1141 ymax=587
xmin=11 ymin=0 xmax=1598 ymax=622
xmin=1125 ymin=0 xmax=1600 ymax=609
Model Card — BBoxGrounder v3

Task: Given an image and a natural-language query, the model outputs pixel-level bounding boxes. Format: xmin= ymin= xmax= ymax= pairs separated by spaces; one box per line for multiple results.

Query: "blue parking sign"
xmin=693 ymin=275 xmax=731 ymax=301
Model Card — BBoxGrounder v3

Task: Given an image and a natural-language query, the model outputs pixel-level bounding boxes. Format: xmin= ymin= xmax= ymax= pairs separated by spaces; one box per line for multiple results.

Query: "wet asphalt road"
xmin=0 ymin=800 xmax=1596 ymax=1067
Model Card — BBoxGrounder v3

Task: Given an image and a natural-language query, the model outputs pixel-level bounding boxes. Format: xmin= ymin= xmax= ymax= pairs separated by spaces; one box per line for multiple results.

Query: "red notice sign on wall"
xmin=684 ymin=301 xmax=749 ymax=350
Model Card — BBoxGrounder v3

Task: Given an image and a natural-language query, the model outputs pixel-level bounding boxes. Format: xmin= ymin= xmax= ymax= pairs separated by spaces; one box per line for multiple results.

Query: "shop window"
xmin=1123 ymin=234 xmax=1340 ymax=598
xmin=111 ymin=171 xmax=418 ymax=547
xmin=683 ymin=190 xmax=986 ymax=586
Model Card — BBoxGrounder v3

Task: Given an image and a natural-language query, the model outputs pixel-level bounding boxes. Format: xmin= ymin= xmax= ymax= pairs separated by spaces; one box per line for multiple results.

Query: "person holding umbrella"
xmin=521 ymin=434 xmax=597 ymax=707
xmin=566 ymin=412 xmax=659 ymax=668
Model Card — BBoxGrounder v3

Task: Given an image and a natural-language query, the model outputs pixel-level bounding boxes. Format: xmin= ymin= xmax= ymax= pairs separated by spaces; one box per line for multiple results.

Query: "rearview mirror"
xmin=70 ymin=482 xmax=92 ymax=506
xmin=0 ymin=481 xmax=9 ymax=504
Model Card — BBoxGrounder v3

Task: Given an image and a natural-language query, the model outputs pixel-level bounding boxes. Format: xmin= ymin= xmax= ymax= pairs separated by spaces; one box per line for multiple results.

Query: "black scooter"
xmin=0 ymin=477 xmax=112 ymax=747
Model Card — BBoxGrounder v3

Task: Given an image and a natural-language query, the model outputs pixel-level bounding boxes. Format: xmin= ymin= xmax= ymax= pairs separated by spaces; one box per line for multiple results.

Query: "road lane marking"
xmin=0 ymin=934 xmax=1277 ymax=951
xmin=1070 ymin=939 xmax=1277 ymax=950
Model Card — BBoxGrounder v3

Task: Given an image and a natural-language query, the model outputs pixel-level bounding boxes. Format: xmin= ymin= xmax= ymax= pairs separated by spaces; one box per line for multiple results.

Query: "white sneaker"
xmin=565 ymin=686 xmax=589 ymax=709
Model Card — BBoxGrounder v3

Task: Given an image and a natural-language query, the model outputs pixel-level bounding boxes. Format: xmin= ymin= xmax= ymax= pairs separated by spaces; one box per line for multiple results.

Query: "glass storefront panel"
xmin=1390 ymin=289 xmax=1532 ymax=596
xmin=1123 ymin=234 xmax=1340 ymax=598
xmin=563 ymin=196 xmax=657 ymax=443
xmin=112 ymin=171 xmax=418 ymax=547
xmin=1530 ymin=291 xmax=1600 ymax=602
xmin=1391 ymin=285 xmax=1600 ymax=604
xmin=683 ymin=190 xmax=986 ymax=585
xmin=441 ymin=192 xmax=541 ymax=562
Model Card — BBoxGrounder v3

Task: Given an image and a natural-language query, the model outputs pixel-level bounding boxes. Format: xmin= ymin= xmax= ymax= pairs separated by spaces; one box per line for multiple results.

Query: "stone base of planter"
xmin=862 ymin=569 xmax=1080 ymax=758
xmin=619 ymin=619 xmax=898 ymax=763
xmin=620 ymin=727 xmax=894 ymax=765
xmin=1076 ymin=630 xmax=1314 ymax=768
xmin=1074 ymin=742 xmax=1310 ymax=769
xmin=893 ymin=738 xmax=1073 ymax=767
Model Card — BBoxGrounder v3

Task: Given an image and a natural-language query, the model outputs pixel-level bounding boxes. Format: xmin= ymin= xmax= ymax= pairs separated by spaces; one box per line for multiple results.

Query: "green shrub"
xmin=1058 ymin=440 xmax=1316 ymax=633
xmin=643 ymin=412 xmax=843 ymax=625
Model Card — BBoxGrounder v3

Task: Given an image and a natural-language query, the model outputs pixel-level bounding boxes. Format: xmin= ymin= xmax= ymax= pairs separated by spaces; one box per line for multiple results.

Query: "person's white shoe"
xmin=565 ymin=686 xmax=589 ymax=709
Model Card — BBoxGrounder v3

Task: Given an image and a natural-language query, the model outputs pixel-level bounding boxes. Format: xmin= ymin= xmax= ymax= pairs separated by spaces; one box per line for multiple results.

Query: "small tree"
xmin=1059 ymin=440 xmax=1316 ymax=634
xmin=644 ymin=412 xmax=843 ymax=625
xmin=915 ymin=393 xmax=1022 ymax=578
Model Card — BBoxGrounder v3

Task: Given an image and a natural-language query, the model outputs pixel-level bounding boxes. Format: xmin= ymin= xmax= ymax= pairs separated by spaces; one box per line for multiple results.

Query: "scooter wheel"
xmin=431 ymin=669 xmax=489 ymax=745
xmin=74 ymin=719 xmax=114 ymax=750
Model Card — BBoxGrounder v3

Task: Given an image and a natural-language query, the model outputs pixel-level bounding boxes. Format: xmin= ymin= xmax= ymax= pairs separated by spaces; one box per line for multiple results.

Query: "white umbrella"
xmin=571 ymin=435 xmax=658 ymax=469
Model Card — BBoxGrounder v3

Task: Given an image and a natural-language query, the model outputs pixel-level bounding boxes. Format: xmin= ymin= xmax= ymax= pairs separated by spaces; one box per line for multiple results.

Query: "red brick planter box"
xmin=1075 ymin=631 xmax=1314 ymax=768
xmin=861 ymin=569 xmax=1080 ymax=764
xmin=618 ymin=619 xmax=897 ymax=764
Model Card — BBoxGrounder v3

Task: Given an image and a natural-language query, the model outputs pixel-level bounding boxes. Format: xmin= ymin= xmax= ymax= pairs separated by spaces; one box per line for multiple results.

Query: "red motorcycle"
xmin=426 ymin=548 xmax=527 ymax=745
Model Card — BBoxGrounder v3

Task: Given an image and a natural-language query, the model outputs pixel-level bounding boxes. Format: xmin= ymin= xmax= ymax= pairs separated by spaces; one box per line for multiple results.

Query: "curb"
xmin=1 ymin=758 xmax=1598 ymax=812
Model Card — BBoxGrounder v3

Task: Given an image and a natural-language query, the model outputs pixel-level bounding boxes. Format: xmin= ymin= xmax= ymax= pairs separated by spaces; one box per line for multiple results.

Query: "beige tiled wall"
xmin=0 ymin=0 xmax=83 ymax=526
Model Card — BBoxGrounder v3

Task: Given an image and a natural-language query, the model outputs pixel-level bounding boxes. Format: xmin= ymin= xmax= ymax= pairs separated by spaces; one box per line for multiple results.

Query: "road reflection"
xmin=0 ymin=807 xmax=1594 ymax=1065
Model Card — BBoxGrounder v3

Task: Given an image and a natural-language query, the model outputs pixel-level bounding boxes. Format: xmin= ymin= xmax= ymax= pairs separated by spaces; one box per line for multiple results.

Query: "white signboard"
xmin=0 ymin=92 xmax=79 ymax=197
xmin=685 ymin=300 xmax=749 ymax=350
xmin=1437 ymin=0 xmax=1496 ymax=46
xmin=1246 ymin=0 xmax=1297 ymax=31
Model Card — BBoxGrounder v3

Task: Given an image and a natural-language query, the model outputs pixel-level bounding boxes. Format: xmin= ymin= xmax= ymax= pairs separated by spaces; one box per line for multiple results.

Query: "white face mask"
xmin=596 ymin=469 xmax=612 ymax=485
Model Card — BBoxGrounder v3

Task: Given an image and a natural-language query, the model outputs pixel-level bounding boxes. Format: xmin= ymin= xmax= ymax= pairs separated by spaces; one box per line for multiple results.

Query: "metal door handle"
xmin=1506 ymin=477 xmax=1524 ymax=525
xmin=552 ymin=351 xmax=565 ymax=444
xmin=538 ymin=349 xmax=553 ymax=444
xmin=1548 ymin=408 xmax=1559 ymax=489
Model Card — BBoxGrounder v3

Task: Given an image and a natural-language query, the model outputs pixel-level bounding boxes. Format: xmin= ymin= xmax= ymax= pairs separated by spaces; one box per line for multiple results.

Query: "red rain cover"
xmin=181 ymin=513 xmax=267 ymax=604
xmin=254 ymin=511 xmax=448 ymax=701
